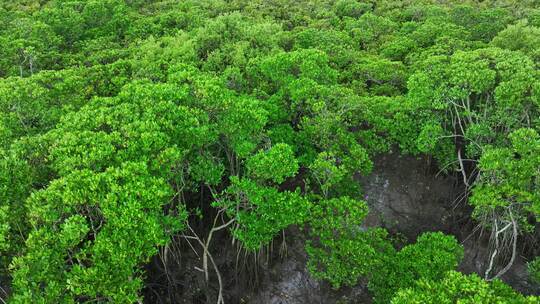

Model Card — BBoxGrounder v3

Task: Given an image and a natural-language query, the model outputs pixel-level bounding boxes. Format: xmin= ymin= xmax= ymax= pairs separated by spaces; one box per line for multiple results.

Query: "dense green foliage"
xmin=369 ymin=232 xmax=464 ymax=303
xmin=306 ymin=196 xmax=391 ymax=288
xmin=392 ymin=271 xmax=539 ymax=304
xmin=0 ymin=0 xmax=539 ymax=303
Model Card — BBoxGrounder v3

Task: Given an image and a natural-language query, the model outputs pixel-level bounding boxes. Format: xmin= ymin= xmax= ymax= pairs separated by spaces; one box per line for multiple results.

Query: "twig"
xmin=489 ymin=210 xmax=518 ymax=281
xmin=457 ymin=148 xmax=469 ymax=188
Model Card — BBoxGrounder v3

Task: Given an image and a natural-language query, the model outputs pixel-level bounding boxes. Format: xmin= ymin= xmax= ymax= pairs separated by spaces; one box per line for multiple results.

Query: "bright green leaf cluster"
xmin=246 ymin=143 xmax=299 ymax=184
xmin=369 ymin=232 xmax=464 ymax=303
xmin=391 ymin=270 xmax=539 ymax=304
xmin=471 ymin=128 xmax=540 ymax=226
xmin=219 ymin=177 xmax=310 ymax=250
xmin=306 ymin=196 xmax=392 ymax=288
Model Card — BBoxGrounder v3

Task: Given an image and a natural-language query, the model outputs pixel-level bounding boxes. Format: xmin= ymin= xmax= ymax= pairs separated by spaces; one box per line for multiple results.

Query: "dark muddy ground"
xmin=143 ymin=152 xmax=540 ymax=304
xmin=359 ymin=153 xmax=539 ymax=296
